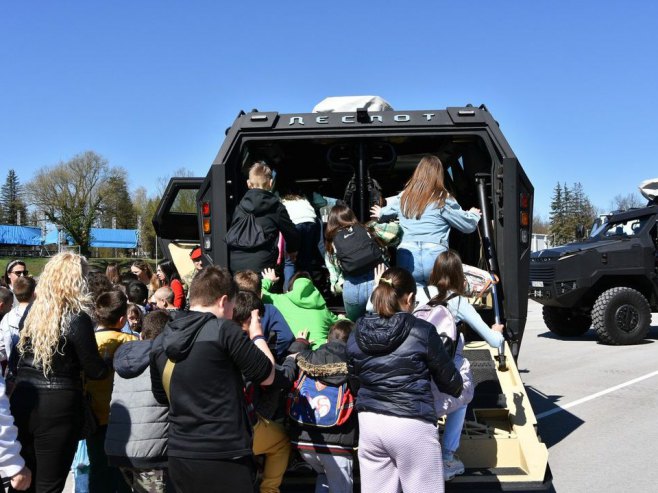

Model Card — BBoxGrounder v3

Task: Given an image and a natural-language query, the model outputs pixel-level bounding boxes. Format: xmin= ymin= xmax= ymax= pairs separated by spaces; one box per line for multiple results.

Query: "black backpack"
xmin=225 ymin=205 xmax=273 ymax=250
xmin=333 ymin=224 xmax=383 ymax=276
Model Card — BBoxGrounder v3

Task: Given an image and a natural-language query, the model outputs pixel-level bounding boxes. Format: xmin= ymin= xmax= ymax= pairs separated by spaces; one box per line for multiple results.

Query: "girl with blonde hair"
xmin=371 ymin=155 xmax=481 ymax=285
xmin=11 ymin=252 xmax=108 ymax=493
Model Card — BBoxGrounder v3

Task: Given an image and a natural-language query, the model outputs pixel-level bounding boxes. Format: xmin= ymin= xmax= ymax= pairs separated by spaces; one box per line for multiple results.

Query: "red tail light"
xmin=520 ymin=193 xmax=530 ymax=209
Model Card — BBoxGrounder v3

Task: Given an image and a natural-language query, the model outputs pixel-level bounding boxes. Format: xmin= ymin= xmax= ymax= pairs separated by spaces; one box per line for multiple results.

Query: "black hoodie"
xmin=347 ymin=312 xmax=462 ymax=424
xmin=150 ymin=311 xmax=272 ymax=459
xmin=228 ymin=188 xmax=300 ymax=273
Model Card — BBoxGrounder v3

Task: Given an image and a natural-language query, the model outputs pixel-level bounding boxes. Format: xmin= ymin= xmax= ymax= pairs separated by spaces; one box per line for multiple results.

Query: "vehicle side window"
xmin=170 ymin=189 xmax=197 ymax=214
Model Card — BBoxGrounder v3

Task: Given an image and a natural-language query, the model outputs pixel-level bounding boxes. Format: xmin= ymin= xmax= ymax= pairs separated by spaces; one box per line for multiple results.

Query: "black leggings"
xmin=168 ymin=456 xmax=256 ymax=493
xmin=9 ymin=386 xmax=82 ymax=493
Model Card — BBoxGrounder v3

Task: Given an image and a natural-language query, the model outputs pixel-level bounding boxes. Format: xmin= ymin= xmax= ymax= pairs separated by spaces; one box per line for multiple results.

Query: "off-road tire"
xmin=542 ymin=306 xmax=592 ymax=337
xmin=591 ymin=287 xmax=651 ymax=345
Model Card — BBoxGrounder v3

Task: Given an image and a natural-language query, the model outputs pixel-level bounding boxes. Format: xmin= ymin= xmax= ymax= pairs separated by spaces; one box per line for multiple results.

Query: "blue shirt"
xmin=261 ymin=304 xmax=295 ymax=361
xmin=380 ymin=196 xmax=480 ymax=243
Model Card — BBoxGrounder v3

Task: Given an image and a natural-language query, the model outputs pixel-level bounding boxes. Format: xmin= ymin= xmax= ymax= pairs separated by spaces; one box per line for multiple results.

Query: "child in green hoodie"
xmin=261 ymin=269 xmax=339 ymax=348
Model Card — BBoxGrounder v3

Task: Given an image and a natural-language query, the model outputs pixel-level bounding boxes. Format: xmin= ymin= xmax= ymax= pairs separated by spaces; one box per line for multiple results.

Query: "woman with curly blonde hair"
xmin=10 ymin=252 xmax=108 ymax=493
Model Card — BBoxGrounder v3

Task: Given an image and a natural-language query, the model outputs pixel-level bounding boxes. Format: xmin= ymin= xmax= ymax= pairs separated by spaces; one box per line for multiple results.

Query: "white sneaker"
xmin=443 ymin=456 xmax=465 ymax=481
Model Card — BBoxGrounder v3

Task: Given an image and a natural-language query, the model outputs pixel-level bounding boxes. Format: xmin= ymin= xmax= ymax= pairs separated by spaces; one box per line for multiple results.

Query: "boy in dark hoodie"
xmin=228 ymin=161 xmax=300 ymax=274
xmin=150 ymin=266 xmax=275 ymax=493
xmin=289 ymin=320 xmax=358 ymax=493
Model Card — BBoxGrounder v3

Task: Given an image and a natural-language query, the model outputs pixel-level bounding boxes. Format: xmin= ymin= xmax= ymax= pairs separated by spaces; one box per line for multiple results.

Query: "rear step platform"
xmin=281 ymin=342 xmax=551 ymax=491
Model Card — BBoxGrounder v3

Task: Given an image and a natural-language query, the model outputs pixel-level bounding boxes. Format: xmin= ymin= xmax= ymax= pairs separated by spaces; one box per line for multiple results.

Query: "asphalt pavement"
xmin=519 ymin=300 xmax=658 ymax=493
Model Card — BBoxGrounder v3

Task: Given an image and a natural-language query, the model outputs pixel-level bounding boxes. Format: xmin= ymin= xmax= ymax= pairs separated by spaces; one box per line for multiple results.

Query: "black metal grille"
xmin=466 ymin=349 xmax=503 ymax=419
xmin=529 ymin=264 xmax=556 ymax=282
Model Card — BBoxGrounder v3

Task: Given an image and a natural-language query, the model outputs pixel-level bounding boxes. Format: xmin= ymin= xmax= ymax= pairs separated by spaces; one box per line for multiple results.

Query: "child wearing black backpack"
xmin=325 ymin=204 xmax=386 ymax=321
xmin=228 ymin=161 xmax=300 ymax=275
xmin=288 ymin=320 xmax=358 ymax=493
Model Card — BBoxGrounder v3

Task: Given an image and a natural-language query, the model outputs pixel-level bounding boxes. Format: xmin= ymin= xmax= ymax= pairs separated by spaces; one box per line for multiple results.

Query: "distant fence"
xmin=0 ymin=246 xmax=48 ymax=258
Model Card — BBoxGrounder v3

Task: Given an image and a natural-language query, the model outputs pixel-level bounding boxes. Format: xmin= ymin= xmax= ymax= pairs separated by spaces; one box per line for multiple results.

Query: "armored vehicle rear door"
xmin=152 ymin=177 xmax=204 ymax=278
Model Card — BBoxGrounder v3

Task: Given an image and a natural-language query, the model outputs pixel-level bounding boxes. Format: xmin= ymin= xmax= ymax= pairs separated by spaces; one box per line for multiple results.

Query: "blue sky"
xmin=1 ymin=1 xmax=657 ymax=219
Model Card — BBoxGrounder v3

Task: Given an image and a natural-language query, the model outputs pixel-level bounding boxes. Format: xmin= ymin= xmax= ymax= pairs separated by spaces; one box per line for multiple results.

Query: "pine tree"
xmin=0 ymin=170 xmax=28 ymax=225
xmin=570 ymin=182 xmax=596 ymax=238
xmin=549 ymin=183 xmax=566 ymax=245
xmin=549 ymin=181 xmax=597 ymax=245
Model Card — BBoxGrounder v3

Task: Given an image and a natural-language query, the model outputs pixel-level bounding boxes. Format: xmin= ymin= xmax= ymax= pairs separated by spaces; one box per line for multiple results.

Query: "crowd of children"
xmin=0 ymin=154 xmax=508 ymax=493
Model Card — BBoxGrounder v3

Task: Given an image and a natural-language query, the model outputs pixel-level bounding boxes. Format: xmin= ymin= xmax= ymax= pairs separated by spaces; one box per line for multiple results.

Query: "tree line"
xmin=542 ymin=182 xmax=646 ymax=246
xmin=0 ymin=151 xmax=193 ymax=256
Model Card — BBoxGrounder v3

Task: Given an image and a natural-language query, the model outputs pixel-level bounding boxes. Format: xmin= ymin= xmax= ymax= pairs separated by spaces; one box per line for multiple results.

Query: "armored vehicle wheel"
xmin=592 ymin=287 xmax=651 ymax=345
xmin=542 ymin=306 xmax=592 ymax=336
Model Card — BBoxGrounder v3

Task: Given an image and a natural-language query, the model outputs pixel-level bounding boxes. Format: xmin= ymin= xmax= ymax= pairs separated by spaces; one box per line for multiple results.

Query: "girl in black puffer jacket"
xmin=346 ymin=267 xmax=462 ymax=493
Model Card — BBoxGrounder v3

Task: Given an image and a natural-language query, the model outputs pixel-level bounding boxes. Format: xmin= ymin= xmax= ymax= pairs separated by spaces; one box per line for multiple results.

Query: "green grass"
xmin=1 ymin=257 xmax=156 ymax=279
xmin=0 ymin=257 xmax=50 ymax=279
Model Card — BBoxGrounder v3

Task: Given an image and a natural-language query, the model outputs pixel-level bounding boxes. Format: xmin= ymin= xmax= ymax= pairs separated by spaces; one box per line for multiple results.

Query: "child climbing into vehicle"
xmin=415 ymin=250 xmax=504 ymax=481
xmin=324 ymin=203 xmax=387 ymax=321
xmin=228 ymin=161 xmax=300 ymax=275
xmin=261 ymin=269 xmax=339 ymax=348
xmin=347 ymin=266 xmax=462 ymax=493
xmin=370 ymin=155 xmax=481 ymax=286
xmin=281 ymin=192 xmax=324 ymax=292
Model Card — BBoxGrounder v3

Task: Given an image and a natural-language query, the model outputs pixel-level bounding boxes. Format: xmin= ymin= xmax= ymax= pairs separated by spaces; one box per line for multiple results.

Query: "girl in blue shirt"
xmin=371 ymin=155 xmax=481 ymax=286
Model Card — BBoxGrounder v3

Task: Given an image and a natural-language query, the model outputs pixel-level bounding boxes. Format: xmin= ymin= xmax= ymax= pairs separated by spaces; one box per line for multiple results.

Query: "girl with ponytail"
xmin=416 ymin=250 xmax=505 ymax=481
xmin=346 ymin=266 xmax=463 ymax=492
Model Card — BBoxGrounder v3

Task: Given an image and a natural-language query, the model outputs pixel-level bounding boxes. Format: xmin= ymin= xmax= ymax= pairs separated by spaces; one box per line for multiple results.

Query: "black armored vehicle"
xmin=153 ymin=97 xmax=550 ymax=490
xmin=530 ymin=204 xmax=658 ymax=345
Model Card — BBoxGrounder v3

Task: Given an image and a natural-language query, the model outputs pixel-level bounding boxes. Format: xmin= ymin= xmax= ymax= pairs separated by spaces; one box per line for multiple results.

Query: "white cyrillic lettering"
xmin=423 ymin=113 xmax=435 ymax=121
xmin=394 ymin=114 xmax=410 ymax=122
xmin=370 ymin=115 xmax=383 ymax=123
xmin=316 ymin=116 xmax=329 ymax=124
xmin=289 ymin=116 xmax=305 ymax=125
xmin=341 ymin=116 xmax=355 ymax=123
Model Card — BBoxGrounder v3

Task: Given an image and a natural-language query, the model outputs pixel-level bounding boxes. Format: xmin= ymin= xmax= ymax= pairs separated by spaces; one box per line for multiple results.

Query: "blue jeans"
xmin=442 ymin=404 xmax=468 ymax=458
xmin=342 ymin=271 xmax=375 ymax=321
xmin=284 ymin=220 xmax=322 ymax=291
xmin=299 ymin=450 xmax=353 ymax=493
xmin=397 ymin=241 xmax=447 ymax=286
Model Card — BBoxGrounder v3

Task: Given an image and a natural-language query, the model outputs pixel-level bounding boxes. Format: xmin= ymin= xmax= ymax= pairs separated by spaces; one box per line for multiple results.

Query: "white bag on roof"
xmin=313 ymin=96 xmax=393 ymax=113
xmin=639 ymin=178 xmax=658 ymax=202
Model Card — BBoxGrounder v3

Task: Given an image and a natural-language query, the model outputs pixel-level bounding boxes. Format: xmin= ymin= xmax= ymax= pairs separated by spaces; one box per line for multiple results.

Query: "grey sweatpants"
xmin=357 ymin=412 xmax=444 ymax=493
